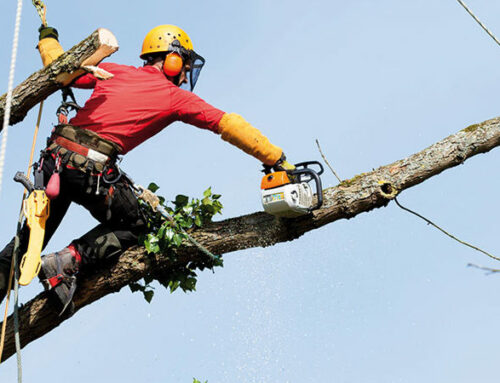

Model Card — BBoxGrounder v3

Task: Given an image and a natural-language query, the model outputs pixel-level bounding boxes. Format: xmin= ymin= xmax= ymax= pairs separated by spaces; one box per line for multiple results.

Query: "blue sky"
xmin=1 ymin=0 xmax=500 ymax=382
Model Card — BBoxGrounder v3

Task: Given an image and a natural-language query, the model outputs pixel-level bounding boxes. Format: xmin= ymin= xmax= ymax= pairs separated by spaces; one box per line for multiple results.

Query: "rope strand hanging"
xmin=456 ymin=0 xmax=500 ymax=48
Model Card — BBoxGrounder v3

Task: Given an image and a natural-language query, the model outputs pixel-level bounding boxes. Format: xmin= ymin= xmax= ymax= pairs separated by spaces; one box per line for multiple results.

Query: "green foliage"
xmin=129 ymin=185 xmax=223 ymax=302
xmin=193 ymin=379 xmax=207 ymax=383
xmin=129 ymin=273 xmax=155 ymax=303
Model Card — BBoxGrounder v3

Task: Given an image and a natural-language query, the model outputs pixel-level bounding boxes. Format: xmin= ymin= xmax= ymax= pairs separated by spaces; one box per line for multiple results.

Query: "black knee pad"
xmin=74 ymin=225 xmax=123 ymax=265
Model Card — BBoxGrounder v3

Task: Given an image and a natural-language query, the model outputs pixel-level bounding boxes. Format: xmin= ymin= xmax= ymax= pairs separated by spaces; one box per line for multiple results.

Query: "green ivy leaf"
xmin=194 ymin=215 xmax=202 ymax=227
xmin=203 ymin=204 xmax=215 ymax=214
xmin=145 ymin=234 xmax=160 ymax=253
xmin=183 ymin=205 xmax=193 ymax=215
xmin=203 ymin=187 xmax=212 ymax=198
xmin=174 ymin=194 xmax=189 ymax=207
xmin=129 ymin=282 xmax=142 ymax=293
xmin=182 ymin=276 xmax=197 ymax=292
xmin=148 ymin=182 xmax=160 ymax=193
xmin=173 ymin=234 xmax=183 ymax=247
xmin=157 ymin=224 xmax=166 ymax=239
xmin=143 ymin=290 xmax=154 ymax=303
xmin=165 ymin=227 xmax=175 ymax=241
xmin=169 ymin=280 xmax=180 ymax=293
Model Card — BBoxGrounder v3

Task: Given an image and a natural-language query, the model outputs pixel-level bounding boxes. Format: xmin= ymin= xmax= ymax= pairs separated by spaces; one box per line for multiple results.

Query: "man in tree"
xmin=0 ymin=25 xmax=294 ymax=313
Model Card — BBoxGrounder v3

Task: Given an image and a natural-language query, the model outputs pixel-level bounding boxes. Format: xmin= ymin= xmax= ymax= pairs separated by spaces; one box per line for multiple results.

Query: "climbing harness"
xmin=11 ymin=93 xmax=82 ymax=286
xmin=44 ymin=123 xmax=122 ymax=197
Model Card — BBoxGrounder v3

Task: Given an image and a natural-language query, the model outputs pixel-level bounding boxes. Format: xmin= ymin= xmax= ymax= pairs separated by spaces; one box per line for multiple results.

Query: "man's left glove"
xmin=37 ymin=25 xmax=64 ymax=66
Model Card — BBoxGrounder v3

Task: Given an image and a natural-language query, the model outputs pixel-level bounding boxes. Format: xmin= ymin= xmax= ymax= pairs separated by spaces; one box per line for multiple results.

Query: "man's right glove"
xmin=218 ymin=113 xmax=283 ymax=165
xmin=273 ymin=153 xmax=296 ymax=172
xmin=37 ymin=25 xmax=64 ymax=66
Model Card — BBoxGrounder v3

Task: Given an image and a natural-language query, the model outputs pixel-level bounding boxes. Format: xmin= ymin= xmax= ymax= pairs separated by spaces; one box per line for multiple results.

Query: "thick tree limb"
xmin=0 ymin=28 xmax=118 ymax=129
xmin=1 ymin=117 xmax=499 ymax=361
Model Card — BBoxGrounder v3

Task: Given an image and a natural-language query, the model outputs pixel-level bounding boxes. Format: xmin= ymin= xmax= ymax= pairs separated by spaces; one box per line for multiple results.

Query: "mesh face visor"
xmin=181 ymin=51 xmax=205 ymax=92
xmin=166 ymin=40 xmax=206 ymax=92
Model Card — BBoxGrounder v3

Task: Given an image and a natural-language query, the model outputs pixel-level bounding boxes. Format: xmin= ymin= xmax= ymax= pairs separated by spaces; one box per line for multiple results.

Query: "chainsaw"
xmin=261 ymin=161 xmax=324 ymax=218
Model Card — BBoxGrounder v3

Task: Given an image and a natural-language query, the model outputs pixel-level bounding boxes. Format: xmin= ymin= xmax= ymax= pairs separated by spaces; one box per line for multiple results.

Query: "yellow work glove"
xmin=37 ymin=25 xmax=64 ymax=67
xmin=218 ymin=113 xmax=283 ymax=165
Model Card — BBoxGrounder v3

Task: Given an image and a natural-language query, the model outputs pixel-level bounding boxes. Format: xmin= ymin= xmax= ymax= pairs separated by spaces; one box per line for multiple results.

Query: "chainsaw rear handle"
xmin=293 ymin=161 xmax=324 ymax=176
xmin=290 ymin=167 xmax=323 ymax=211
xmin=14 ymin=171 xmax=34 ymax=193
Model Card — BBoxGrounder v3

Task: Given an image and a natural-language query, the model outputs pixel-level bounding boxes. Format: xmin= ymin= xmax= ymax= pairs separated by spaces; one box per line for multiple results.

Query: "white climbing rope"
xmin=0 ymin=0 xmax=24 ymax=200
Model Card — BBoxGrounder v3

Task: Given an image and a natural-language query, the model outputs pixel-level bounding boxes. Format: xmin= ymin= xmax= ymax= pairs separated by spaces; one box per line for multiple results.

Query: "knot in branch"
xmin=378 ymin=180 xmax=398 ymax=199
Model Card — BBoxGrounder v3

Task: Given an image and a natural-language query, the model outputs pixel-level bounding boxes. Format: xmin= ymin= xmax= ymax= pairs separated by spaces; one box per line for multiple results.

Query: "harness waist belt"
xmin=53 ymin=136 xmax=110 ymax=164
xmin=52 ymin=124 xmax=122 ymax=158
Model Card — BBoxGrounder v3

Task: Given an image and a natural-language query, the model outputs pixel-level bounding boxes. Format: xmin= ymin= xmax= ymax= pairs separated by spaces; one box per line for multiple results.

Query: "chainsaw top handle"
xmin=289 ymin=162 xmax=324 ymax=211
xmin=292 ymin=161 xmax=324 ymax=176
xmin=262 ymin=160 xmax=324 ymax=176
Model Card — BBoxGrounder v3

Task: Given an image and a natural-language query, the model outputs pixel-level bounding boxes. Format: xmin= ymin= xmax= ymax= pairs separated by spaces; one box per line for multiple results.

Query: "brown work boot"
xmin=39 ymin=245 xmax=81 ymax=316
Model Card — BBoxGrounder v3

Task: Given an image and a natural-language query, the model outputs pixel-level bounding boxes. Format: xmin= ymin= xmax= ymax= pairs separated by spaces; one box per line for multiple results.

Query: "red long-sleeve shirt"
xmin=69 ymin=62 xmax=225 ymax=154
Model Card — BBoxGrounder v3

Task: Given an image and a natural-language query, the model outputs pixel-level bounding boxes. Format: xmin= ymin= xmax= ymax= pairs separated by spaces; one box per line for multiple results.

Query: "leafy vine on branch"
xmin=129 ymin=184 xmax=223 ymax=302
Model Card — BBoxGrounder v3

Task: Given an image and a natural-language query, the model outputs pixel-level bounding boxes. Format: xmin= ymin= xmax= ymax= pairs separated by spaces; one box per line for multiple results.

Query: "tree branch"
xmin=1 ymin=117 xmax=499 ymax=361
xmin=0 ymin=28 xmax=118 ymax=129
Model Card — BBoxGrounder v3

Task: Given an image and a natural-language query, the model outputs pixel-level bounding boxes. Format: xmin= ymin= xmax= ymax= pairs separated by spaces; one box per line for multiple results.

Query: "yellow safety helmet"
xmin=141 ymin=25 xmax=205 ymax=91
xmin=141 ymin=25 xmax=193 ymax=58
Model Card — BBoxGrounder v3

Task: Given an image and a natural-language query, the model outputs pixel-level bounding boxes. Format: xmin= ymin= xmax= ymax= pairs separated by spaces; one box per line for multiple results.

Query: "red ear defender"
xmin=163 ymin=52 xmax=183 ymax=77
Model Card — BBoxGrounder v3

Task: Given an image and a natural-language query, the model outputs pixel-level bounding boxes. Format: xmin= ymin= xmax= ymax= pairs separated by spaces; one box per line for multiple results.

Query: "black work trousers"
xmin=0 ymin=154 xmax=146 ymax=274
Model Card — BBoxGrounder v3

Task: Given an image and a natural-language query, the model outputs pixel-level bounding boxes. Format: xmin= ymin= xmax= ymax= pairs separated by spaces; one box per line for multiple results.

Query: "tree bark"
xmin=0 ymin=117 xmax=499 ymax=361
xmin=0 ymin=28 xmax=118 ymax=129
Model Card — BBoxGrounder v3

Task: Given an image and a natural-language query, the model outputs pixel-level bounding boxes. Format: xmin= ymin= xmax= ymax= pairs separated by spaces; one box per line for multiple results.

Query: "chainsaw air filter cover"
xmin=261 ymin=182 xmax=314 ymax=217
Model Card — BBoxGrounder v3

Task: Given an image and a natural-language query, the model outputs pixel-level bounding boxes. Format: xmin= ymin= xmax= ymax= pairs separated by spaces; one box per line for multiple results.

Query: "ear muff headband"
xmin=163 ymin=52 xmax=183 ymax=77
